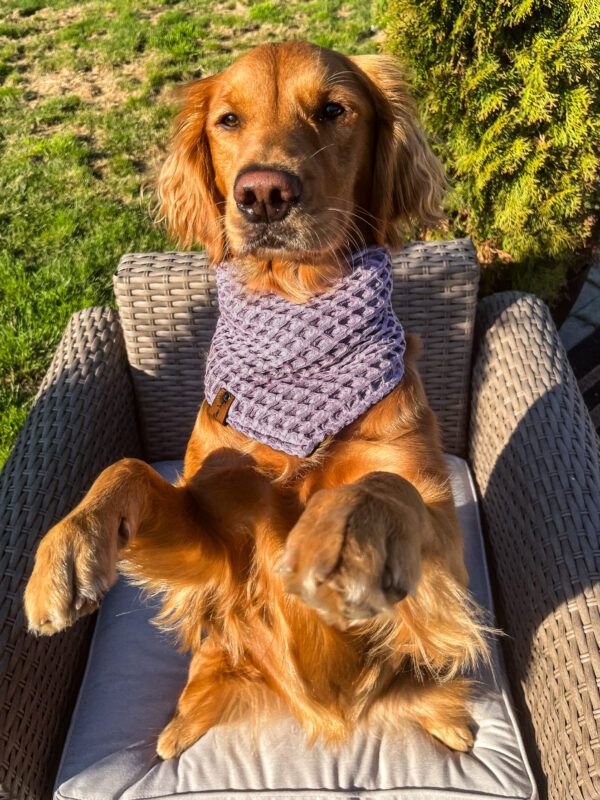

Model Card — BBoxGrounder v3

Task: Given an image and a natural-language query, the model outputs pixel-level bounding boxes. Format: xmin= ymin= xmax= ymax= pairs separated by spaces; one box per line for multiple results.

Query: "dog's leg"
xmin=368 ymin=674 xmax=476 ymax=752
xmin=156 ymin=643 xmax=270 ymax=759
xmin=24 ymin=458 xmax=200 ymax=634
xmin=279 ymin=469 xmax=489 ymax=697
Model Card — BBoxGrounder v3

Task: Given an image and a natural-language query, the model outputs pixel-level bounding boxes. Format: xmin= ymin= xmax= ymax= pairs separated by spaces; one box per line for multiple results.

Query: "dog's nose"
xmin=233 ymin=169 xmax=302 ymax=223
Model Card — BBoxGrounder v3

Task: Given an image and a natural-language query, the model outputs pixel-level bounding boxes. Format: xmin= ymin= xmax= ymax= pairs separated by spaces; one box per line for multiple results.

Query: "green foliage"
xmin=385 ymin=0 xmax=600 ymax=300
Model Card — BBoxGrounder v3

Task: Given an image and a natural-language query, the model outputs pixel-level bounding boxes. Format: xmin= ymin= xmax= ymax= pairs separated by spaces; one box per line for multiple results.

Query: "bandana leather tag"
xmin=204 ymin=245 xmax=406 ymax=457
xmin=208 ymin=388 xmax=235 ymax=425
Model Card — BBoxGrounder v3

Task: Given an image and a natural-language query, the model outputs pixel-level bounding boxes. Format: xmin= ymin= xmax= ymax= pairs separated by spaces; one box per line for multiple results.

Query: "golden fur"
xmin=25 ymin=41 xmax=488 ymax=760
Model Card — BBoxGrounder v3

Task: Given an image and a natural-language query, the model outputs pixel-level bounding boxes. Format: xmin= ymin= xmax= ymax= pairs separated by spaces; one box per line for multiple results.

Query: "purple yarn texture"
xmin=204 ymin=245 xmax=406 ymax=457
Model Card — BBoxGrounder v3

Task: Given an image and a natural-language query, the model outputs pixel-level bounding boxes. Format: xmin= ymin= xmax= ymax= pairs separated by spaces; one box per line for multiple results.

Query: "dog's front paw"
xmin=277 ymin=473 xmax=424 ymax=627
xmin=24 ymin=513 xmax=120 ymax=635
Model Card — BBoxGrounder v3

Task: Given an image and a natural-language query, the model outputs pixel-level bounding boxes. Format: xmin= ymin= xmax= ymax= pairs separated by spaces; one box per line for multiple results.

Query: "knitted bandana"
xmin=204 ymin=245 xmax=406 ymax=457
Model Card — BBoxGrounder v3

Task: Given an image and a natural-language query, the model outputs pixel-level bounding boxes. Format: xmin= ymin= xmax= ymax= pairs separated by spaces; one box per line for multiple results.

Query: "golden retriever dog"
xmin=24 ymin=41 xmax=488 ymax=760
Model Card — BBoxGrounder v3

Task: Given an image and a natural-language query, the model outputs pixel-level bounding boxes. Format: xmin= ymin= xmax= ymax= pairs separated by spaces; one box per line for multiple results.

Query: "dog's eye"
xmin=219 ymin=113 xmax=239 ymax=128
xmin=319 ymin=102 xmax=345 ymax=121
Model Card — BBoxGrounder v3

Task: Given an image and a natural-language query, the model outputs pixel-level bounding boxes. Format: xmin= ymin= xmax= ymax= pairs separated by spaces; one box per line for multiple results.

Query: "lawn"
xmin=0 ymin=0 xmax=381 ymax=466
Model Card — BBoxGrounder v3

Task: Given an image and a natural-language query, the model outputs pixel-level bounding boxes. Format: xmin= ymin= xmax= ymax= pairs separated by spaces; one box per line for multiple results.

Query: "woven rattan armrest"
xmin=0 ymin=308 xmax=143 ymax=800
xmin=468 ymin=291 xmax=600 ymax=800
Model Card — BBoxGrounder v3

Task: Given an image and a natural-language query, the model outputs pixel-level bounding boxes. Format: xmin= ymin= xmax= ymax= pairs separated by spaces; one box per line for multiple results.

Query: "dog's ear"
xmin=349 ymin=55 xmax=446 ymax=245
xmin=156 ymin=76 xmax=225 ymax=262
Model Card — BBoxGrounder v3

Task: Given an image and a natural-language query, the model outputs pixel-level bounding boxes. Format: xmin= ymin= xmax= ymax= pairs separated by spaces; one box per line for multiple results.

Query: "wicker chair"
xmin=1 ymin=239 xmax=599 ymax=800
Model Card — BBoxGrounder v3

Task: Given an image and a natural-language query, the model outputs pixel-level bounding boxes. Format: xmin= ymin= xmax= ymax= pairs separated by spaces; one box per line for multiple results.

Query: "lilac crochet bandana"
xmin=204 ymin=245 xmax=406 ymax=457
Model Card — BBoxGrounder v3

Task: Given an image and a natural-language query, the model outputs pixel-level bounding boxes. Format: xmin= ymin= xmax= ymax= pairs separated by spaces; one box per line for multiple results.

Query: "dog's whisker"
xmin=204 ymin=221 xmax=229 ymax=252
xmin=324 ymin=196 xmax=385 ymax=225
xmin=299 ymin=144 xmax=335 ymax=165
xmin=327 ymin=206 xmax=379 ymax=238
xmin=326 ymin=207 xmax=380 ymax=236
xmin=338 ymin=209 xmax=381 ymax=238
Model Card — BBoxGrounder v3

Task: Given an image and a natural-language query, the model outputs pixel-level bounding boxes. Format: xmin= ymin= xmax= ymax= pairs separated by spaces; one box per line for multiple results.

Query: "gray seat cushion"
xmin=54 ymin=456 xmax=537 ymax=800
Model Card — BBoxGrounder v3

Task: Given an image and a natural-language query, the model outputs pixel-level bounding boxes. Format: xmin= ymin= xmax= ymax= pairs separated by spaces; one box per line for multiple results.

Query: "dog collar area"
xmin=204 ymin=245 xmax=406 ymax=457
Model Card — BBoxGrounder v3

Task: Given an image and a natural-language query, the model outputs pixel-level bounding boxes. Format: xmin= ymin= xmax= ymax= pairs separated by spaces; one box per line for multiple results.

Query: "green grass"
xmin=0 ymin=0 xmax=381 ymax=466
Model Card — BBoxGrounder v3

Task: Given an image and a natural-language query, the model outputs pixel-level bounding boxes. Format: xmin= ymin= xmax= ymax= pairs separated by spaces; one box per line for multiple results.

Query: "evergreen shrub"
xmin=384 ymin=0 xmax=600 ymax=302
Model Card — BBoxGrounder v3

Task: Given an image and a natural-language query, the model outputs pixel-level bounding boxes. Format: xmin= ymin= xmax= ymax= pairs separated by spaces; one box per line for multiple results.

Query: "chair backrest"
xmin=114 ymin=239 xmax=480 ymax=462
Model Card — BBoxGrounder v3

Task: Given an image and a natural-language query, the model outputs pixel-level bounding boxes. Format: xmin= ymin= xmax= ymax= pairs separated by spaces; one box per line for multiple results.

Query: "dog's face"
xmin=206 ymin=44 xmax=377 ymax=264
xmin=158 ymin=41 xmax=444 ymax=296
